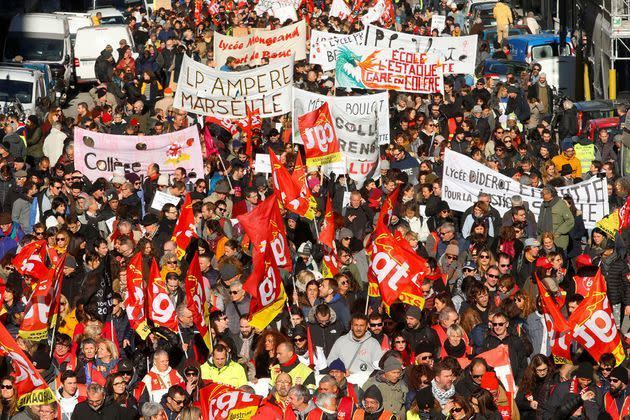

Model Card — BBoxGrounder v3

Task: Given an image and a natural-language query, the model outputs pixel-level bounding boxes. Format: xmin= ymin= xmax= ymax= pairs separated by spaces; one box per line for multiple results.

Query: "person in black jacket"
xmin=94 ymin=50 xmax=115 ymax=84
xmin=558 ymin=99 xmax=579 ymax=141
xmin=481 ymin=311 xmax=528 ymax=383
xmin=306 ymin=304 xmax=346 ymax=358
xmin=544 ymin=362 xmax=604 ymax=420
xmin=71 ymin=383 xmax=126 ymax=420
xmin=505 ymin=86 xmax=531 ymax=124
xmin=343 ymin=191 xmax=374 ymax=240
xmin=596 ymin=244 xmax=630 ymax=325
xmin=401 ymin=306 xmax=440 ymax=358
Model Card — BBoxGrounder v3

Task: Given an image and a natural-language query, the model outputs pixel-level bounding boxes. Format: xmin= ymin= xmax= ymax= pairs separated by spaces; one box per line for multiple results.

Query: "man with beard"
xmin=603 ymin=366 xmax=630 ymax=418
xmin=527 ymin=73 xmax=554 ymax=118
xmin=431 ymin=361 xmax=456 ymax=409
xmin=545 ymin=362 xmax=604 ymax=419
xmin=367 ymin=313 xmax=389 ymax=349
xmin=253 ymin=373 xmax=293 ymax=418
xmin=70 ymin=383 xmax=124 ymax=419
xmin=401 ymin=306 xmax=439 ymax=358
xmin=362 ymin=356 xmax=407 ymax=419
xmin=357 ymin=386 xmax=396 ymax=420
xmin=232 ymin=315 xmax=256 ymax=364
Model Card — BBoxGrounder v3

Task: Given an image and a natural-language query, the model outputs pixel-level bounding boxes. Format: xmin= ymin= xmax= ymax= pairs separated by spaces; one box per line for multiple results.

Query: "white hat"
xmin=111 ymin=174 xmax=125 ymax=185
xmin=157 ymin=174 xmax=170 ymax=186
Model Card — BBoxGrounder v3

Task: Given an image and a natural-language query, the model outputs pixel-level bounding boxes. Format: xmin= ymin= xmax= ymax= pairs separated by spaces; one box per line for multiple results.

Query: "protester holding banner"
xmin=0 ymin=0 xmax=629 ymax=418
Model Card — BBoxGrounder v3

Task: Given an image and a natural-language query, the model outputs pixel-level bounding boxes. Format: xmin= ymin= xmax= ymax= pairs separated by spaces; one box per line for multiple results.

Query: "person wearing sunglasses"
xmin=546 ymin=362 xmax=602 ymax=419
xmin=603 ymin=366 xmax=630 ymax=418
xmin=483 ymin=312 xmax=528 ymax=384
xmin=162 ymin=385 xmax=189 ymax=419
xmin=0 ymin=376 xmax=17 ymax=418
xmin=597 ymin=353 xmax=617 ymax=395
xmin=106 ymin=371 xmax=138 ymax=415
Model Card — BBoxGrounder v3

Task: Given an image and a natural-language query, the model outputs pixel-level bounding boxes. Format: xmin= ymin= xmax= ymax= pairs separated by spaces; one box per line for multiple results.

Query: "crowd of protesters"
xmin=0 ymin=0 xmax=629 ymax=419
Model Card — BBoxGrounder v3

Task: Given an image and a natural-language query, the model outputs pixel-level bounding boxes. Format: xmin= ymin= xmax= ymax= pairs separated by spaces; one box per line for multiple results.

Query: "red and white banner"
xmin=74 ymin=126 xmax=203 ymax=181
xmin=199 ymin=382 xmax=262 ymax=420
xmin=213 ymin=21 xmax=306 ymax=67
xmin=318 ymin=195 xmax=335 ymax=250
xmin=0 ymin=323 xmax=56 ymax=408
xmin=243 ymin=246 xmax=287 ymax=330
xmin=361 ymin=0 xmax=395 ymax=27
xmin=13 ymin=240 xmax=50 ymax=280
xmin=269 ymin=149 xmax=316 ymax=219
xmin=147 ymin=259 xmax=179 ymax=331
xmin=125 ymin=253 xmax=151 ymax=339
xmin=536 ymin=276 xmax=572 ymax=364
xmin=236 ymin=193 xmax=292 ymax=271
xmin=478 ymin=345 xmax=517 ymax=395
xmin=298 ymin=102 xmax=342 ymax=167
xmin=367 ymin=219 xmax=430 ymax=306
xmin=185 ymin=253 xmax=212 ymax=350
xmin=172 ymin=194 xmax=198 ymax=260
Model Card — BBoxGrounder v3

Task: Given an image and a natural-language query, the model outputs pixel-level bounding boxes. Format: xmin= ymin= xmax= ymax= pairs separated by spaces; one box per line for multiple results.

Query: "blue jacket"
xmin=0 ymin=223 xmax=24 ymax=260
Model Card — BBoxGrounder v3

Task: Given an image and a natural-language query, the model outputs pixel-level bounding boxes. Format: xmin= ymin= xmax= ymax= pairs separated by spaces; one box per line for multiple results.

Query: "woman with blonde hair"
xmin=95 ymin=338 xmax=119 ymax=378
xmin=160 ymin=251 xmax=181 ymax=279
xmin=542 ymin=161 xmax=559 ymax=185
xmin=514 ymin=290 xmax=536 ymax=317
xmin=475 ymin=246 xmax=496 ymax=276
xmin=179 ymin=406 xmax=202 ymax=420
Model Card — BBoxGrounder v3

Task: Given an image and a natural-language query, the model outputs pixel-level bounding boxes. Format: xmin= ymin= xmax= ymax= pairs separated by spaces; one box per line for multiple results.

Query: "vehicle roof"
xmin=482 ymin=58 xmax=529 ymax=65
xmin=482 ymin=25 xmax=529 ymax=34
xmin=507 ymin=34 xmax=568 ymax=45
xmin=91 ymin=7 xmax=124 ymax=16
xmin=9 ymin=13 xmax=69 ymax=34
xmin=0 ymin=66 xmax=41 ymax=80
xmin=76 ymin=23 xmax=128 ymax=33
xmin=574 ymin=100 xmax=614 ymax=111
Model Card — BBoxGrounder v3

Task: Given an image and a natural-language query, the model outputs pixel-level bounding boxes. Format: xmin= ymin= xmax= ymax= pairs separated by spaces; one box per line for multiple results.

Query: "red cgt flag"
xmin=0 ymin=323 xmax=55 ymax=408
xmin=477 ymin=345 xmax=517 ymax=395
xmin=198 ymin=382 xmax=262 ymax=420
xmin=377 ymin=186 xmax=400 ymax=227
xmin=185 ymin=253 xmax=212 ymax=350
xmin=171 ymin=194 xmax=198 ymax=260
xmin=298 ymin=102 xmax=342 ymax=167
xmin=125 ymin=253 xmax=151 ymax=339
xmin=243 ymin=245 xmax=287 ymax=330
xmin=236 ymin=193 xmax=292 ymax=271
xmin=618 ymin=196 xmax=630 ymax=231
xmin=367 ymin=219 xmax=430 ymax=306
xmin=13 ymin=240 xmax=50 ymax=280
xmin=536 ymin=274 xmax=572 ymax=364
xmin=147 ymin=258 xmax=178 ymax=331
xmin=318 ymin=195 xmax=335 ymax=250
xmin=269 ymin=149 xmax=316 ymax=219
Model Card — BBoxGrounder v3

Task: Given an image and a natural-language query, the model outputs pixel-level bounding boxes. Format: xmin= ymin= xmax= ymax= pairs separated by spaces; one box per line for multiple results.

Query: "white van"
xmin=3 ymin=14 xmax=73 ymax=103
xmin=92 ymin=7 xmax=126 ymax=24
xmin=0 ymin=66 xmax=49 ymax=119
xmin=74 ymin=25 xmax=135 ymax=83
xmin=54 ymin=12 xmax=93 ymax=46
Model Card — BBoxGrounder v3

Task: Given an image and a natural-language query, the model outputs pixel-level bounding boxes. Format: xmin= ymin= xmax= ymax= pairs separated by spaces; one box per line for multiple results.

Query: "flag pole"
xmin=364 ymin=288 xmax=370 ymax=315
xmin=217 ymin=153 xmax=233 ymax=190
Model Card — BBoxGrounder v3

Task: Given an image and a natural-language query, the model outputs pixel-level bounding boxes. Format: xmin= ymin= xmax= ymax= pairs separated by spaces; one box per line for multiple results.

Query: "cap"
xmin=463 ymin=260 xmax=477 ymax=270
xmin=0 ymin=213 xmax=11 ymax=225
xmin=414 ymin=340 xmax=434 ymax=355
xmin=326 ymin=358 xmax=346 ymax=373
xmin=219 ymin=263 xmax=240 ymax=281
xmin=561 ymin=138 xmax=574 ymax=151
xmin=157 ymin=174 xmax=170 ymax=186
xmin=297 ymin=241 xmax=312 ymax=256
xmin=524 ymin=238 xmax=541 ymax=248
xmin=337 ymin=227 xmax=354 ymax=240
xmin=445 ymin=243 xmax=459 ymax=256
xmin=414 ymin=387 xmax=435 ymax=411
xmin=383 ymin=356 xmax=403 ymax=372
xmin=14 ymin=170 xmax=27 ymax=178
xmin=117 ymin=359 xmax=134 ymax=373
xmin=125 ymin=173 xmax=141 ymax=184
xmin=576 ymin=254 xmax=593 ymax=268
xmin=480 ymin=372 xmax=500 ymax=391
xmin=560 ymin=164 xmax=573 ymax=176
xmin=164 ymin=88 xmax=173 ymax=96
xmin=406 ymin=306 xmax=422 ymax=321
xmin=573 ymin=362 xmax=594 ymax=379
xmin=141 ymin=213 xmax=158 ymax=226
xmin=536 ymin=257 xmax=552 ymax=269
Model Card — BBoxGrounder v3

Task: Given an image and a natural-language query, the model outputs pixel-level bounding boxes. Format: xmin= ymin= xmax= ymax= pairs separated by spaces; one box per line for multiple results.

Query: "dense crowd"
xmin=0 ymin=0 xmax=629 ymax=419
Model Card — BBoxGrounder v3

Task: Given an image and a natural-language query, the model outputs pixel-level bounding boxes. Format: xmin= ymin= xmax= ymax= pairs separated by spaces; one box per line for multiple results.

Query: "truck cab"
xmin=3 ymin=13 xmax=73 ymax=105
xmin=507 ymin=34 xmax=574 ymax=64
xmin=0 ymin=66 xmax=49 ymax=120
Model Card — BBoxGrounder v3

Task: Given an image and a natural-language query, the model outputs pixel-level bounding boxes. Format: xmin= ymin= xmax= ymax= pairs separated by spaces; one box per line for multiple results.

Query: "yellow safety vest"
xmin=574 ymin=142 xmax=595 ymax=175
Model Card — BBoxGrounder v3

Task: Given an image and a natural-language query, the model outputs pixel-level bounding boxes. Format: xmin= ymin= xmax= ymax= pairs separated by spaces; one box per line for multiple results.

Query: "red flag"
xmin=237 ymin=193 xmax=292 ymax=271
xmin=618 ymin=196 xmax=630 ymax=230
xmin=147 ymin=258 xmax=178 ymax=331
xmin=567 ymin=269 xmax=625 ymax=365
xmin=377 ymin=186 xmax=400 ymax=226
xmin=125 ymin=253 xmax=151 ymax=339
xmin=171 ymin=194 xmax=198 ymax=260
xmin=203 ymin=125 xmax=219 ymax=157
xmin=477 ymin=345 xmax=517 ymax=395
xmin=12 ymin=240 xmax=50 ymax=280
xmin=367 ymin=219 xmax=430 ymax=306
xmin=306 ymin=326 xmax=315 ymax=369
xmin=0 ymin=323 xmax=55 ymax=408
xmin=243 ymin=245 xmax=287 ymax=330
xmin=321 ymin=252 xmax=340 ymax=277
xmin=318 ymin=195 xmax=335 ymax=250
xmin=535 ymin=275 xmax=571 ymax=331
xmin=19 ymin=257 xmax=64 ymax=341
xmin=199 ymin=382 xmax=262 ymax=420
xmin=298 ymin=102 xmax=342 ymax=167
xmin=185 ymin=253 xmax=212 ymax=350
xmin=269 ymin=149 xmax=316 ymax=219
xmin=205 ymin=115 xmax=238 ymax=136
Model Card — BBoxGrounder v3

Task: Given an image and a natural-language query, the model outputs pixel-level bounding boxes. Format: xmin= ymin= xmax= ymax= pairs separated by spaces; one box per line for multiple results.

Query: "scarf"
xmin=444 ymin=339 xmax=466 ymax=358
xmin=431 ymin=379 xmax=455 ymax=407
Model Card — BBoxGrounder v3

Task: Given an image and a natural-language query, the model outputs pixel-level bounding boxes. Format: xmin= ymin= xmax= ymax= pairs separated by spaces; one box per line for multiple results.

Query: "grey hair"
xmin=438 ymin=307 xmax=458 ymax=322
xmin=87 ymin=383 xmax=105 ymax=396
xmin=542 ymin=185 xmax=558 ymax=197
xmin=142 ymin=402 xmax=165 ymax=418
xmin=153 ymin=349 xmax=169 ymax=363
xmin=563 ymin=99 xmax=573 ymax=110
xmin=176 ymin=302 xmax=189 ymax=318
xmin=288 ymin=385 xmax=311 ymax=404
xmin=439 ymin=222 xmax=456 ymax=234
xmin=511 ymin=195 xmax=523 ymax=206
xmin=318 ymin=375 xmax=338 ymax=387
xmin=83 ymin=196 xmax=97 ymax=212
xmin=159 ymin=251 xmax=178 ymax=267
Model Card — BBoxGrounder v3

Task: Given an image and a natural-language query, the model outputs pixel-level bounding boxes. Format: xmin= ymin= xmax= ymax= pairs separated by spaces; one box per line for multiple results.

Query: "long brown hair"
xmin=253 ymin=330 xmax=287 ymax=359
xmin=0 ymin=376 xmax=18 ymax=417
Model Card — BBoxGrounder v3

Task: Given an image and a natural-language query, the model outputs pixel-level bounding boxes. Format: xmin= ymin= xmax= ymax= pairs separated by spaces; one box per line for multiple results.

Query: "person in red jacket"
xmin=252 ymin=372 xmax=293 ymax=419
xmin=604 ymin=366 xmax=630 ymax=418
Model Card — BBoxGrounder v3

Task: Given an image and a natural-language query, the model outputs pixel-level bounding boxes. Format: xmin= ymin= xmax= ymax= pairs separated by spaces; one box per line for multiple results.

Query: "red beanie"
xmin=575 ymin=254 xmax=593 ymax=269
xmin=480 ymin=372 xmax=500 ymax=391
xmin=535 ymin=257 xmax=552 ymax=269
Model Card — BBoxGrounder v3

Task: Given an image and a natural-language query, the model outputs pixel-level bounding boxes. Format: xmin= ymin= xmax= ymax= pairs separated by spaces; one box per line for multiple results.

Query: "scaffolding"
xmin=595 ymin=0 xmax=630 ymax=97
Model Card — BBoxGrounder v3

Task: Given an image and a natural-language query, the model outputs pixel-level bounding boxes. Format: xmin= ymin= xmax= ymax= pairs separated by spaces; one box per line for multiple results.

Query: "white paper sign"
xmin=150 ymin=190 xmax=182 ymax=212
xmin=255 ymin=153 xmax=272 ymax=173
xmin=309 ymin=30 xmax=365 ymax=71
xmin=431 ymin=15 xmax=446 ymax=33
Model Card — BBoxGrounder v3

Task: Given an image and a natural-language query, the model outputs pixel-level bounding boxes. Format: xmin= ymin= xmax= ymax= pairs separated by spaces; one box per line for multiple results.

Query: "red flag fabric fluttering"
xmin=125 ymin=253 xmax=151 ymax=339
xmin=185 ymin=253 xmax=212 ymax=350
xmin=171 ymin=194 xmax=198 ymax=260
xmin=198 ymin=382 xmax=262 ymax=420
xmin=318 ymin=195 xmax=335 ymax=250
xmin=147 ymin=258 xmax=179 ymax=331
xmin=298 ymin=102 xmax=342 ymax=167
xmin=12 ymin=240 xmax=50 ymax=280
xmin=269 ymin=149 xmax=316 ymax=219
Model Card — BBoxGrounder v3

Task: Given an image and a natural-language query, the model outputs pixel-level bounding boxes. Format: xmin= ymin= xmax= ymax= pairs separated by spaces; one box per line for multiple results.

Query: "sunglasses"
xmin=217 ymin=207 xmax=226 ymax=212
xmin=479 ymin=255 xmax=490 ymax=259
xmin=472 ymin=374 xmax=484 ymax=379
xmin=420 ymin=355 xmax=433 ymax=361
xmin=492 ymin=322 xmax=506 ymax=327
xmin=487 ymin=274 xmax=499 ymax=279
xmin=610 ymin=378 xmax=621 ymax=383
xmin=451 ymin=407 xmax=463 ymax=414
xmin=56 ymin=237 xmax=66 ymax=242
xmin=0 ymin=385 xmax=13 ymax=390
xmin=499 ymin=264 xmax=510 ymax=268
xmin=370 ymin=323 xmax=383 ymax=327
xmin=167 ymin=260 xmax=178 ymax=265
xmin=601 ymin=366 xmax=613 ymax=372
xmin=229 ymin=290 xmax=240 ymax=295
xmin=293 ymin=337 xmax=306 ymax=343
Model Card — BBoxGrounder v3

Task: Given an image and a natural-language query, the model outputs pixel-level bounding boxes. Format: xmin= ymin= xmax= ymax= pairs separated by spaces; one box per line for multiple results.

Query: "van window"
xmin=0 ymin=80 xmax=34 ymax=103
xmin=531 ymin=43 xmax=572 ymax=61
xmin=4 ymin=36 xmax=64 ymax=62
xmin=100 ymin=15 xmax=125 ymax=24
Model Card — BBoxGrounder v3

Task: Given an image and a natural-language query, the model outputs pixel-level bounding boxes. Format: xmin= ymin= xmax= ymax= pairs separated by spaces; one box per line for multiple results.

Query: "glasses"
xmin=370 ymin=322 xmax=383 ymax=327
xmin=420 ymin=355 xmax=433 ymax=361
xmin=438 ymin=231 xmax=449 ymax=236
xmin=217 ymin=207 xmax=226 ymax=212
xmin=35 ymin=231 xmax=44 ymax=236
xmin=185 ymin=372 xmax=199 ymax=377
xmin=293 ymin=337 xmax=306 ymax=343
xmin=479 ymin=255 xmax=490 ymax=259
xmin=56 ymin=237 xmax=66 ymax=242
xmin=600 ymin=366 xmax=613 ymax=372
xmin=171 ymin=398 xmax=186 ymax=405
xmin=229 ymin=290 xmax=240 ymax=295
xmin=451 ymin=407 xmax=463 ymax=414
xmin=487 ymin=273 xmax=499 ymax=279
xmin=394 ymin=340 xmax=406 ymax=344
xmin=499 ymin=264 xmax=510 ymax=268
xmin=610 ymin=378 xmax=621 ymax=383
xmin=472 ymin=374 xmax=484 ymax=379
xmin=492 ymin=322 xmax=506 ymax=327
xmin=0 ymin=385 xmax=12 ymax=390
xmin=167 ymin=261 xmax=178 ymax=265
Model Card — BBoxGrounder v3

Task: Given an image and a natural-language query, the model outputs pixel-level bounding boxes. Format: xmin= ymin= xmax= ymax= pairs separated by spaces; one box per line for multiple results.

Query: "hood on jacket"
xmin=307 ymin=305 xmax=338 ymax=324
xmin=362 ymin=385 xmax=384 ymax=414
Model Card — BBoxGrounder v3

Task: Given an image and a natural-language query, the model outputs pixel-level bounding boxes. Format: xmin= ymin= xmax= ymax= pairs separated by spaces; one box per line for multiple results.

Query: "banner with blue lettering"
xmin=74 ymin=126 xmax=204 ymax=181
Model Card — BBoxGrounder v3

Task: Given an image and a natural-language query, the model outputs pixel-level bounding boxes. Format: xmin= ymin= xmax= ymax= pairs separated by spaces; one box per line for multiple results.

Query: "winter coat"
xmin=493 ymin=1 xmax=513 ymax=26
xmin=543 ymin=380 xmax=603 ymax=420
xmin=25 ymin=125 xmax=43 ymax=159
xmin=362 ymin=373 xmax=408 ymax=420
xmin=344 ymin=204 xmax=374 ymax=239
xmin=200 ymin=358 xmax=247 ymax=388
xmin=42 ymin=127 xmax=67 ymax=166
xmin=306 ymin=306 xmax=346 ymax=358
xmin=327 ymin=331 xmax=383 ymax=374
xmin=537 ymin=196 xmax=574 ymax=250
xmin=599 ymin=251 xmax=630 ymax=306
xmin=482 ymin=332 xmax=528 ymax=383
xmin=558 ymin=107 xmax=578 ymax=140
xmin=506 ymin=93 xmax=531 ymax=123
xmin=94 ymin=51 xmax=114 ymax=83
xmin=11 ymin=193 xmax=32 ymax=233
xmin=3 ymin=132 xmax=25 ymax=159
xmin=70 ymin=399 xmax=126 ymax=420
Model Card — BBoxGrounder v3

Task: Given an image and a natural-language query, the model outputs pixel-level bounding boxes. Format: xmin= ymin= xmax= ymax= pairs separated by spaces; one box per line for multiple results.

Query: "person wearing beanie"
xmin=402 ymin=306 xmax=440 ymax=358
xmin=603 ymin=366 xmax=630 ymax=418
xmin=552 ymin=138 xmax=582 ymax=178
xmin=406 ymin=386 xmax=440 ymax=419
xmin=480 ymin=371 xmax=520 ymax=419
xmin=361 ymin=355 xmax=406 ymax=419
xmin=545 ymin=362 xmax=604 ymax=419
xmin=359 ymin=384 xmax=396 ymax=420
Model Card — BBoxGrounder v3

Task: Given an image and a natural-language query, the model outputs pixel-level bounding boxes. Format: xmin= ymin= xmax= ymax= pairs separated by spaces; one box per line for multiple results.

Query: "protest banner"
xmin=431 ymin=15 xmax=446 ymax=33
xmin=174 ymin=55 xmax=293 ymax=119
xmin=309 ymin=30 xmax=365 ymax=71
xmin=150 ymin=190 xmax=182 ymax=213
xmin=330 ymin=0 xmax=351 ymax=19
xmin=199 ymin=382 xmax=262 ymax=420
xmin=335 ymin=45 xmax=444 ymax=94
xmin=441 ymin=149 xmax=609 ymax=228
xmin=74 ymin=126 xmax=203 ymax=181
xmin=254 ymin=153 xmax=271 ymax=173
xmin=292 ymin=87 xmax=389 ymax=145
xmin=254 ymin=0 xmax=300 ymax=22
xmin=213 ymin=21 xmax=306 ymax=67
xmin=362 ymin=24 xmax=478 ymax=74
xmin=298 ymin=102 xmax=342 ymax=166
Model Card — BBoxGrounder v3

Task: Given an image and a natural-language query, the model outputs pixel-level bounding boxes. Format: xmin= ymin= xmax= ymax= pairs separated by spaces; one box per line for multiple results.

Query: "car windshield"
xmin=0 ymin=79 xmax=33 ymax=104
xmin=486 ymin=62 xmax=527 ymax=75
xmin=4 ymin=35 xmax=64 ymax=62
xmin=100 ymin=15 xmax=125 ymax=24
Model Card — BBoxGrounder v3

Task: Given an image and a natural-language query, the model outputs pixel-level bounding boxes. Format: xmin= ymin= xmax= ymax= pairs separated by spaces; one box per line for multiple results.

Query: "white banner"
xmin=309 ymin=30 xmax=365 ymax=71
xmin=292 ymin=87 xmax=389 ymax=145
xmin=214 ymin=21 xmax=306 ymax=67
xmin=329 ymin=0 xmax=351 ymax=19
xmin=174 ymin=55 xmax=293 ymax=119
xmin=442 ymin=149 xmax=609 ymax=229
xmin=254 ymin=0 xmax=300 ymax=21
xmin=362 ymin=24 xmax=478 ymax=74
xmin=74 ymin=126 xmax=204 ymax=181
